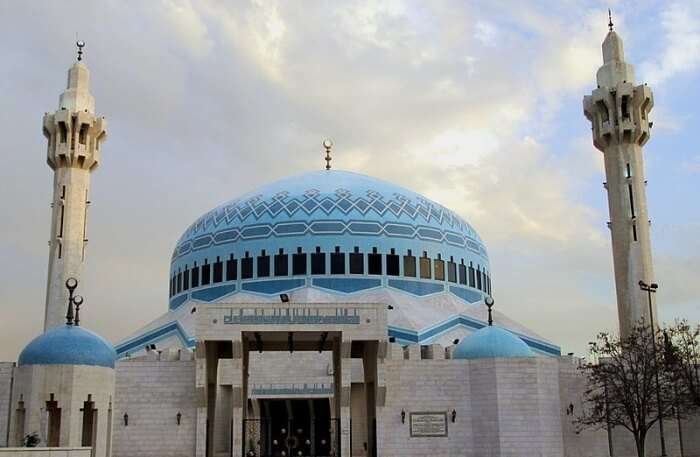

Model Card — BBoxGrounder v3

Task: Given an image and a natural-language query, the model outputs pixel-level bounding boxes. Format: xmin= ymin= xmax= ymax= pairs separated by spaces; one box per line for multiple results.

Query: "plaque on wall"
xmin=409 ymin=412 xmax=448 ymax=437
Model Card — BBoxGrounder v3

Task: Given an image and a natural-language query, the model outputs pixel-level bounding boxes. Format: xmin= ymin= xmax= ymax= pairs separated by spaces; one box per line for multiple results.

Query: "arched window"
xmin=293 ymin=247 xmax=307 ymax=275
xmin=419 ymin=252 xmax=431 ymax=279
xmin=331 ymin=246 xmax=345 ymax=275
xmin=274 ymin=249 xmax=288 ymax=276
xmin=183 ymin=265 xmax=190 ymax=291
xmin=349 ymin=247 xmax=364 ymax=274
xmin=403 ymin=249 xmax=416 ymax=277
xmin=226 ymin=255 xmax=237 ymax=281
xmin=458 ymin=259 xmax=467 ymax=285
xmin=202 ymin=260 xmax=211 ymax=285
xmin=311 ymin=247 xmax=325 ymax=275
xmin=241 ymin=252 xmax=253 ymax=279
xmin=257 ymin=250 xmax=270 ymax=277
xmin=386 ymin=248 xmax=399 ymax=276
xmin=468 ymin=262 xmax=475 ymax=287
xmin=447 ymin=256 xmax=457 ymax=283
xmin=213 ymin=257 xmax=223 ymax=283
xmin=191 ymin=262 xmax=200 ymax=288
xmin=368 ymin=247 xmax=382 ymax=275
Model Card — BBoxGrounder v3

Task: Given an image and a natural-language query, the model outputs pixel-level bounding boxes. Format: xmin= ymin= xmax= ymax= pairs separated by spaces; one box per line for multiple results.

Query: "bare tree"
xmin=664 ymin=320 xmax=700 ymax=408
xmin=575 ymin=322 xmax=695 ymax=457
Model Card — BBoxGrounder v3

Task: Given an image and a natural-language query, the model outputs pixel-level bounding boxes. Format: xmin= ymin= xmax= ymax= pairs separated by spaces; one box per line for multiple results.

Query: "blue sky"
xmin=0 ymin=0 xmax=698 ymax=360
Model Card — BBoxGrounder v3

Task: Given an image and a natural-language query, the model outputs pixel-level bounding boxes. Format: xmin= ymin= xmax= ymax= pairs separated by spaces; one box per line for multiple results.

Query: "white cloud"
xmin=640 ymin=2 xmax=700 ymax=85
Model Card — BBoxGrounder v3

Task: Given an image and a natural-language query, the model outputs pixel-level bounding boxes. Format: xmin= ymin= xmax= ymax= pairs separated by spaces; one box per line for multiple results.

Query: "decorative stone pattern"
xmin=112 ymin=352 xmax=196 ymax=457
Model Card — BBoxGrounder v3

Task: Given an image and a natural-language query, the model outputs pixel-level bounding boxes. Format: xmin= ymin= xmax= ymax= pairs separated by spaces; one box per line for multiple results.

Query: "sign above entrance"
xmin=409 ymin=412 xmax=448 ymax=437
xmin=223 ymin=306 xmax=361 ymax=325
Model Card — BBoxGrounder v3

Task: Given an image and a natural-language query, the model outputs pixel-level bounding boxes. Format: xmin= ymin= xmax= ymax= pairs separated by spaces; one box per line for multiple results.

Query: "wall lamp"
xmin=280 ymin=293 xmax=289 ymax=303
xmin=451 ymin=410 xmax=457 ymax=423
xmin=123 ymin=413 xmax=128 ymax=426
xmin=176 ymin=411 xmax=182 ymax=425
xmin=401 ymin=409 xmax=406 ymax=424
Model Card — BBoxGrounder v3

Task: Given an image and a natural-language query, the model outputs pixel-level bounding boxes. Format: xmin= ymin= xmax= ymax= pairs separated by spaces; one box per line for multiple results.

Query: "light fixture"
xmin=280 ymin=293 xmax=289 ymax=303
xmin=389 ymin=337 xmax=396 ymax=343
xmin=451 ymin=409 xmax=456 ymax=423
xmin=123 ymin=413 xmax=128 ymax=426
xmin=387 ymin=305 xmax=394 ymax=310
xmin=453 ymin=339 xmax=460 ymax=345
xmin=176 ymin=411 xmax=182 ymax=425
xmin=401 ymin=409 xmax=406 ymax=424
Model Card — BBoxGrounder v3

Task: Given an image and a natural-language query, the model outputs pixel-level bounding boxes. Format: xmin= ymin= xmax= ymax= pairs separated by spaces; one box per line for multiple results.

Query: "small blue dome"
xmin=18 ymin=325 xmax=116 ymax=368
xmin=453 ymin=325 xmax=534 ymax=359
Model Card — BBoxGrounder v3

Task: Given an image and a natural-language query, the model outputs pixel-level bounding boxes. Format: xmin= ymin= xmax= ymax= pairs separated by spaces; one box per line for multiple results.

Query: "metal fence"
xmin=243 ymin=418 xmax=340 ymax=457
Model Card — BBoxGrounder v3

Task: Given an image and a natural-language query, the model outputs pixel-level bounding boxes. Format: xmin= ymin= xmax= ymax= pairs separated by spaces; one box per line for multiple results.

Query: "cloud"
xmin=640 ymin=2 xmax=700 ymax=85
xmin=0 ymin=1 xmax=696 ymax=361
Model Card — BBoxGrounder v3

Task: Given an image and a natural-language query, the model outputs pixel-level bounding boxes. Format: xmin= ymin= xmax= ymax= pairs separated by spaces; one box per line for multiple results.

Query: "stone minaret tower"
xmin=584 ymin=22 xmax=655 ymax=338
xmin=42 ymin=43 xmax=107 ymax=330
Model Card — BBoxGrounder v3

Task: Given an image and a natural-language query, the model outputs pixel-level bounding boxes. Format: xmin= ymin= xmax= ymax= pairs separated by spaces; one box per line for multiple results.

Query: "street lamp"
xmin=639 ymin=280 xmax=666 ymax=457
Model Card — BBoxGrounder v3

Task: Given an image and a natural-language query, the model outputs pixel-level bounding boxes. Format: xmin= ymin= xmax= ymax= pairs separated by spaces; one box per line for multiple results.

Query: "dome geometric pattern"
xmin=18 ymin=325 xmax=117 ymax=368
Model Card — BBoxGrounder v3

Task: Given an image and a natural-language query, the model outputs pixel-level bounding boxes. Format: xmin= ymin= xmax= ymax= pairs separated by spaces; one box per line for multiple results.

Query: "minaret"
xmin=42 ymin=42 xmax=107 ymax=330
xmin=584 ymin=18 xmax=655 ymax=338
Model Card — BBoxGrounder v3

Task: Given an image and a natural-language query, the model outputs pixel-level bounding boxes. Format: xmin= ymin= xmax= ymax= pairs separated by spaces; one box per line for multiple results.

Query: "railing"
xmin=250 ymin=383 xmax=334 ymax=397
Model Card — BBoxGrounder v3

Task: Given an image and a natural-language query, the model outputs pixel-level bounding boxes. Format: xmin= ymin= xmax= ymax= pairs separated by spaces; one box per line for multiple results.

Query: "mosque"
xmin=0 ymin=23 xmax=697 ymax=457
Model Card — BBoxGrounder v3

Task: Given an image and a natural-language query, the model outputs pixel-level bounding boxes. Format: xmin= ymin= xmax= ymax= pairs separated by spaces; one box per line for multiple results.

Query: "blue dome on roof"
xmin=18 ymin=325 xmax=117 ymax=368
xmin=168 ymin=169 xmax=492 ymax=309
xmin=452 ymin=325 xmax=534 ymax=360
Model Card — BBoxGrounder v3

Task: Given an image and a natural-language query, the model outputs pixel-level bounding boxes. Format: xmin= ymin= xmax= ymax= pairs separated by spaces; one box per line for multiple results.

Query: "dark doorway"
xmin=81 ymin=395 xmax=98 ymax=454
xmin=46 ymin=394 xmax=61 ymax=447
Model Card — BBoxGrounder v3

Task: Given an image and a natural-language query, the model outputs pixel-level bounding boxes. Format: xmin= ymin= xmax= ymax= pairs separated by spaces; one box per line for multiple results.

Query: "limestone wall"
xmin=112 ymin=350 xmax=196 ymax=457
xmin=0 ymin=363 xmax=14 ymax=447
xmin=0 ymin=447 xmax=91 ymax=456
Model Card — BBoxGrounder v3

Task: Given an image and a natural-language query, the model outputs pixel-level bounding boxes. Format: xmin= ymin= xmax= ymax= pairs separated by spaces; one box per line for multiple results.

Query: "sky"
xmin=0 ymin=0 xmax=698 ymax=361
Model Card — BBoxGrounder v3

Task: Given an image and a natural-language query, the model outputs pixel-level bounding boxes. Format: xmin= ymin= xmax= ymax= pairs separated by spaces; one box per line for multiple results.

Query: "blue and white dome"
xmin=168 ymin=169 xmax=491 ymax=309
xmin=452 ymin=326 xmax=534 ymax=360
xmin=18 ymin=325 xmax=117 ymax=368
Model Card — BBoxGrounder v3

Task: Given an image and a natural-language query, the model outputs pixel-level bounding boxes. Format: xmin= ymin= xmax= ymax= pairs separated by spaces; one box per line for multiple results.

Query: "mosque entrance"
xmin=243 ymin=399 xmax=339 ymax=457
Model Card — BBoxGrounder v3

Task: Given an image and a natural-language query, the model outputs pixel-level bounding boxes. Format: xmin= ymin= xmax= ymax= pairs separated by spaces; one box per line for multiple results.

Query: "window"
xmin=468 ymin=262 xmax=475 ymax=287
xmin=447 ymin=256 xmax=457 ymax=283
xmin=293 ymin=247 xmax=307 ymax=275
xmin=169 ymin=276 xmax=174 ymax=297
xmin=434 ymin=254 xmax=445 ymax=281
xmin=226 ymin=255 xmax=237 ymax=281
xmin=274 ymin=249 xmax=288 ymax=276
xmin=386 ymin=248 xmax=399 ymax=276
xmin=78 ymin=124 xmax=88 ymax=146
xmin=331 ymin=246 xmax=345 ymax=275
xmin=191 ymin=262 xmax=200 ymax=288
xmin=202 ymin=260 xmax=211 ymax=285
xmin=419 ymin=252 xmax=431 ymax=279
xmin=241 ymin=253 xmax=253 ymax=279
xmin=458 ymin=260 xmax=467 ymax=285
xmin=349 ymin=247 xmax=363 ymax=274
xmin=183 ymin=266 xmax=190 ymax=290
xmin=368 ymin=247 xmax=382 ymax=275
xmin=46 ymin=395 xmax=61 ymax=447
xmin=213 ymin=257 xmax=223 ymax=283
xmin=404 ymin=250 xmax=416 ymax=277
xmin=257 ymin=250 xmax=270 ymax=277
xmin=476 ymin=267 xmax=482 ymax=290
xmin=311 ymin=247 xmax=326 ymax=275
xmin=59 ymin=121 xmax=68 ymax=143
xmin=176 ymin=271 xmax=182 ymax=293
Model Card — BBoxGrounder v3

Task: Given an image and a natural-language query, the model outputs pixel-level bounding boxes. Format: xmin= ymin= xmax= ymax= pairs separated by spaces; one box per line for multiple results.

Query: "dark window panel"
xmin=468 ymin=262 xmax=475 ymax=287
xmin=349 ymin=247 xmax=363 ymax=274
xmin=447 ymin=257 xmax=457 ymax=283
xmin=458 ymin=260 xmax=467 ymax=285
xmin=226 ymin=255 xmax=237 ymax=281
xmin=183 ymin=266 xmax=190 ymax=290
xmin=241 ymin=253 xmax=253 ymax=279
xmin=368 ymin=247 xmax=382 ymax=275
xmin=257 ymin=250 xmax=270 ymax=278
xmin=274 ymin=249 xmax=289 ymax=276
xmin=311 ymin=247 xmax=325 ymax=275
xmin=176 ymin=271 xmax=182 ymax=293
xmin=419 ymin=252 xmax=431 ymax=279
xmin=191 ymin=263 xmax=200 ymax=288
xmin=331 ymin=246 xmax=345 ymax=275
xmin=213 ymin=256 xmax=223 ymax=283
xmin=477 ymin=267 xmax=482 ymax=290
xmin=434 ymin=254 xmax=445 ymax=281
xmin=386 ymin=248 xmax=399 ymax=276
xmin=202 ymin=261 xmax=211 ymax=286
xmin=293 ymin=247 xmax=307 ymax=275
xmin=403 ymin=250 xmax=416 ymax=277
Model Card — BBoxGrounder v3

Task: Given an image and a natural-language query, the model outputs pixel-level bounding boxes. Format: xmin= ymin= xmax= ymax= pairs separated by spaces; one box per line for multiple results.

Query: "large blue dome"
xmin=452 ymin=326 xmax=534 ymax=359
xmin=18 ymin=325 xmax=117 ymax=368
xmin=167 ymin=169 xmax=492 ymax=309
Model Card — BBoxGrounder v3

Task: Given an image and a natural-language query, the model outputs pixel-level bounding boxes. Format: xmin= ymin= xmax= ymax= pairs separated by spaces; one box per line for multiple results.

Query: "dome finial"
xmin=65 ymin=278 xmax=78 ymax=325
xmin=76 ymin=40 xmax=85 ymax=62
xmin=484 ymin=296 xmax=494 ymax=326
xmin=323 ymin=139 xmax=333 ymax=170
xmin=608 ymin=9 xmax=614 ymax=32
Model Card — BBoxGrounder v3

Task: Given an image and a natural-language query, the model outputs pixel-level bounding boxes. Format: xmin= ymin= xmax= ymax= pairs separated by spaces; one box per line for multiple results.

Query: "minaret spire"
xmin=583 ymin=27 xmax=656 ymax=338
xmin=608 ymin=9 xmax=614 ymax=32
xmin=42 ymin=45 xmax=107 ymax=330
